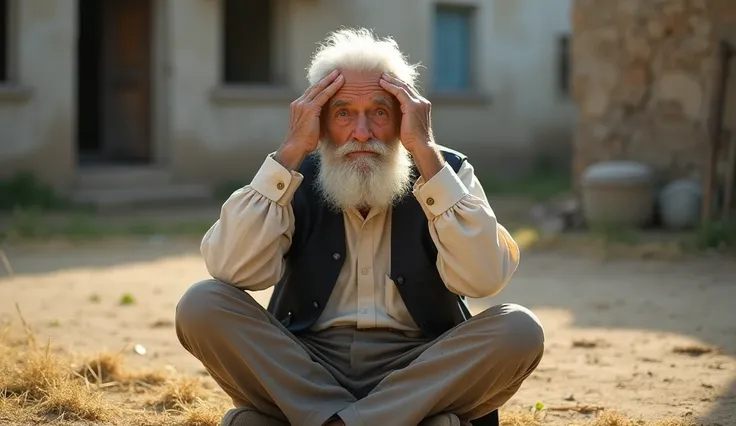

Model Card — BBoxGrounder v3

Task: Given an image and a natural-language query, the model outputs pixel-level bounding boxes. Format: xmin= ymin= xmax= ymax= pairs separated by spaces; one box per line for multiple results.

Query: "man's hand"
xmin=378 ymin=72 xmax=434 ymax=153
xmin=379 ymin=72 xmax=444 ymax=179
xmin=275 ymin=70 xmax=344 ymax=170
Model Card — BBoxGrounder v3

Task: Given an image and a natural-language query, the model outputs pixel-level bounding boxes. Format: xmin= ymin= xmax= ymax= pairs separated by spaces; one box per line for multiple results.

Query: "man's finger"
xmin=312 ymin=74 xmax=345 ymax=107
xmin=381 ymin=72 xmax=422 ymax=99
xmin=379 ymin=78 xmax=415 ymax=106
xmin=303 ymin=70 xmax=340 ymax=102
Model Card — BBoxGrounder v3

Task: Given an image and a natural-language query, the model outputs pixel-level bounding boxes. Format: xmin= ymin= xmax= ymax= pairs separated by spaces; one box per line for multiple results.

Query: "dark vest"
xmin=266 ymin=146 xmax=499 ymax=426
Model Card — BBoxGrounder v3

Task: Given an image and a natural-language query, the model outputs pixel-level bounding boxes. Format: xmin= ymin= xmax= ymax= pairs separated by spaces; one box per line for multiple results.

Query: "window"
xmin=0 ymin=0 xmax=7 ymax=82
xmin=432 ymin=5 xmax=475 ymax=92
xmin=222 ymin=0 xmax=276 ymax=85
xmin=557 ymin=35 xmax=571 ymax=96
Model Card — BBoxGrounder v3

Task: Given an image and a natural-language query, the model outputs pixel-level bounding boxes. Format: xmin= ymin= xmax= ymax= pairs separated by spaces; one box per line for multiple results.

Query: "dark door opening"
xmin=77 ymin=0 xmax=153 ymax=165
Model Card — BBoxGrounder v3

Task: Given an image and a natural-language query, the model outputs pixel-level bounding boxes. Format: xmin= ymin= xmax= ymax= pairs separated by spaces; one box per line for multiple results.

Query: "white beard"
xmin=316 ymin=138 xmax=414 ymax=212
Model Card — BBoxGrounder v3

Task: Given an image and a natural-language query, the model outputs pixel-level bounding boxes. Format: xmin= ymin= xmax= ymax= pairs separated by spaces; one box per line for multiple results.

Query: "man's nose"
xmin=353 ymin=114 xmax=371 ymax=142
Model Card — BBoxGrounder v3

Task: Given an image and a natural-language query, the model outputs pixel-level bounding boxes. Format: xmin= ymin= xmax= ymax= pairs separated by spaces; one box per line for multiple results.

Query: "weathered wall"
xmin=571 ymin=0 xmax=736 ymax=186
xmin=168 ymin=0 xmax=576 ymax=185
xmin=0 ymin=0 xmax=75 ymax=191
xmin=0 ymin=0 xmax=576 ymax=194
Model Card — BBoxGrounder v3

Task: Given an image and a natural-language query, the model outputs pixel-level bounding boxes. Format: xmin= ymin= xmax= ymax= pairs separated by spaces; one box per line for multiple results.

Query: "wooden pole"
xmin=702 ymin=41 xmax=731 ymax=224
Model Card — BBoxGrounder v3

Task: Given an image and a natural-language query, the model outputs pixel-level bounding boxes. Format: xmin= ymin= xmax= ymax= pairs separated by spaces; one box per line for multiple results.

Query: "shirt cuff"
xmin=249 ymin=155 xmax=303 ymax=205
xmin=413 ymin=162 xmax=470 ymax=217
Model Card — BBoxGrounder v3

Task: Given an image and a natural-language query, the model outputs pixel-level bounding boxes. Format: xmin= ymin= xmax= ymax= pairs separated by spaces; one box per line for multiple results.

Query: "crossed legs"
xmin=175 ymin=280 xmax=544 ymax=426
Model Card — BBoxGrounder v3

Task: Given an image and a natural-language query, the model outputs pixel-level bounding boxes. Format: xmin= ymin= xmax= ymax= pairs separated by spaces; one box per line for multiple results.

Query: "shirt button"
xmin=312 ymin=301 xmax=319 ymax=309
xmin=276 ymin=182 xmax=285 ymax=190
xmin=396 ymin=276 xmax=405 ymax=285
xmin=426 ymin=197 xmax=435 ymax=206
xmin=361 ymin=268 xmax=369 ymax=275
xmin=333 ymin=253 xmax=341 ymax=260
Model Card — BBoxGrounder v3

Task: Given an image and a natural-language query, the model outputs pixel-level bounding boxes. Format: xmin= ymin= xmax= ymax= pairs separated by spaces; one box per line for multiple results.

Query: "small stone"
xmin=134 ymin=344 xmax=147 ymax=355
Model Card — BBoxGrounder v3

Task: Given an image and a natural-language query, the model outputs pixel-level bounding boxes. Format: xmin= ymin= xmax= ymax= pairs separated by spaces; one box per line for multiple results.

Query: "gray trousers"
xmin=175 ymin=280 xmax=544 ymax=426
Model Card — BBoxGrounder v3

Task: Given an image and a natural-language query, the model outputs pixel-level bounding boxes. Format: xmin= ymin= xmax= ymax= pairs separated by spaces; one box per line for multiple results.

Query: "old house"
xmin=571 ymin=0 xmax=736 ymax=219
xmin=0 ymin=0 xmax=574 ymax=205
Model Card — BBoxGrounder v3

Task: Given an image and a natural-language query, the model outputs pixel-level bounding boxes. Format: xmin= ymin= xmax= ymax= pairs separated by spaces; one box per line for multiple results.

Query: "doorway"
xmin=77 ymin=0 xmax=153 ymax=165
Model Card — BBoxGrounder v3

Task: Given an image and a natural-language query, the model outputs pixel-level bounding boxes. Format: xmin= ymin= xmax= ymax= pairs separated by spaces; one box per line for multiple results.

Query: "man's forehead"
xmin=329 ymin=70 xmax=394 ymax=106
xmin=330 ymin=94 xmax=393 ymax=108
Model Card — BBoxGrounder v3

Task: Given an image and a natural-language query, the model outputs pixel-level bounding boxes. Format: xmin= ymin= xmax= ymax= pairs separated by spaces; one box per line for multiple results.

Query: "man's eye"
xmin=376 ymin=110 xmax=385 ymax=116
xmin=337 ymin=110 xmax=348 ymax=117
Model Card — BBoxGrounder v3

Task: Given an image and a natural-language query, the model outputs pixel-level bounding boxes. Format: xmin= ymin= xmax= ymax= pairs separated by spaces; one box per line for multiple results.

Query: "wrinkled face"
xmin=322 ymin=69 xmax=400 ymax=148
xmin=316 ymin=69 xmax=413 ymax=212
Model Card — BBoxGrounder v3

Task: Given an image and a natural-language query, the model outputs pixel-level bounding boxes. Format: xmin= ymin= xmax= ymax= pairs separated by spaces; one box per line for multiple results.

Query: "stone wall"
xmin=571 ymin=0 xmax=736 ymax=187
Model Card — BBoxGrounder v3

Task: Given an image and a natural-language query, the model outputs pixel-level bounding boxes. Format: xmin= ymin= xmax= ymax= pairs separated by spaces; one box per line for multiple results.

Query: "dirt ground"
xmin=0 ymin=236 xmax=734 ymax=425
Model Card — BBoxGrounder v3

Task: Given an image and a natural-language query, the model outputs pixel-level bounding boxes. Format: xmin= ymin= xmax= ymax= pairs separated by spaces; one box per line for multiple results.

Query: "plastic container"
xmin=580 ymin=161 xmax=655 ymax=227
xmin=658 ymin=179 xmax=702 ymax=229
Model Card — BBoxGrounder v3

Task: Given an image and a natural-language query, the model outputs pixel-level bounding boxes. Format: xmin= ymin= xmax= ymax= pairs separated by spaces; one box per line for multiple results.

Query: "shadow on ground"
xmin=469 ymin=253 xmax=736 ymax=425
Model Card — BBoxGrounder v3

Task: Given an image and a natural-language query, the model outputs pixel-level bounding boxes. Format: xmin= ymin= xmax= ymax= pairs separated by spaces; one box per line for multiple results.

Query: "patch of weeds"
xmin=47 ymin=319 xmax=61 ymax=328
xmin=691 ymin=220 xmax=736 ymax=251
xmin=588 ymin=222 xmax=640 ymax=245
xmin=119 ymin=293 xmax=136 ymax=306
xmin=1 ymin=208 xmax=53 ymax=240
xmin=89 ymin=294 xmax=101 ymax=304
xmin=127 ymin=221 xmax=158 ymax=236
xmin=481 ymin=157 xmax=571 ymax=202
xmin=2 ymin=212 xmax=212 ymax=242
xmin=56 ymin=213 xmax=107 ymax=240
xmin=0 ymin=172 xmax=72 ymax=212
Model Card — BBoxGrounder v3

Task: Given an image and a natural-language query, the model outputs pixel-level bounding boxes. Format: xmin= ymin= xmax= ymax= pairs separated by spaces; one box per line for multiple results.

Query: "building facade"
xmin=571 ymin=0 xmax=736 ymax=191
xmin=0 ymin=0 xmax=574 ymax=203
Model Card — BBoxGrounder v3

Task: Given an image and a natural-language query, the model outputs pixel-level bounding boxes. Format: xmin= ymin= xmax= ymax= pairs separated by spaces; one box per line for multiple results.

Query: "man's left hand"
xmin=379 ymin=72 xmax=434 ymax=154
xmin=379 ymin=72 xmax=444 ymax=179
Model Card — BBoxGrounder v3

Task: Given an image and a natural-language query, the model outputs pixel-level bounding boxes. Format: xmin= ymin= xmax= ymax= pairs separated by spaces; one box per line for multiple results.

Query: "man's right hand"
xmin=274 ymin=70 xmax=344 ymax=171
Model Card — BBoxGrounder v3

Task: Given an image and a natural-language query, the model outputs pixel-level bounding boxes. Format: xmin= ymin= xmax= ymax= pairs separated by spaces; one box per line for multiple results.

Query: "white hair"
xmin=307 ymin=27 xmax=420 ymax=88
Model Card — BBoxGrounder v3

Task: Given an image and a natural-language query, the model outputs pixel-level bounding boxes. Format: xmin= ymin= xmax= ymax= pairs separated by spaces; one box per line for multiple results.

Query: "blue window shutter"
xmin=433 ymin=7 xmax=471 ymax=91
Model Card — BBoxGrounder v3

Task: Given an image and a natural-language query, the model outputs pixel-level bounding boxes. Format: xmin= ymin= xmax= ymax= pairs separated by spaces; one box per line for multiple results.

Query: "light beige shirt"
xmin=201 ymin=154 xmax=520 ymax=332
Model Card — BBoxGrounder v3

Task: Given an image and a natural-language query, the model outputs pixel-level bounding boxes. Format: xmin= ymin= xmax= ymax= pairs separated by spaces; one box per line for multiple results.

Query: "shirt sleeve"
xmin=412 ymin=160 xmax=520 ymax=298
xmin=200 ymin=155 xmax=303 ymax=291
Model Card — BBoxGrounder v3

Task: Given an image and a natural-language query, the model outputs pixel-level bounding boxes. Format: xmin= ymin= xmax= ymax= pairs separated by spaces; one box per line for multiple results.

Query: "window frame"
xmin=430 ymin=2 xmax=479 ymax=94
xmin=0 ymin=0 xmax=31 ymax=102
xmin=219 ymin=0 xmax=288 ymax=87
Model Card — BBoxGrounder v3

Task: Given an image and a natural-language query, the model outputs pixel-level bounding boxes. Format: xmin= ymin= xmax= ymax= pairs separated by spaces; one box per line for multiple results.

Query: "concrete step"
xmin=71 ymin=184 xmax=213 ymax=209
xmin=74 ymin=166 xmax=172 ymax=191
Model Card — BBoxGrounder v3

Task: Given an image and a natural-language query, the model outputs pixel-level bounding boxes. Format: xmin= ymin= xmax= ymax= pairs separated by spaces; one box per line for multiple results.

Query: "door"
xmin=101 ymin=0 xmax=152 ymax=163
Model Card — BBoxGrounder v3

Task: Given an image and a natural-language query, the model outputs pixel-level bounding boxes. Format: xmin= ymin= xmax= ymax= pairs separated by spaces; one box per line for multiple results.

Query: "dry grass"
xmin=500 ymin=411 xmax=543 ymax=426
xmin=148 ymin=377 xmax=206 ymax=410
xmin=590 ymin=411 xmax=697 ymax=426
xmin=74 ymin=350 xmax=168 ymax=389
xmin=175 ymin=401 xmax=230 ymax=426
xmin=36 ymin=378 xmax=112 ymax=422
xmin=0 ymin=310 xmax=713 ymax=426
xmin=0 ymin=309 xmax=222 ymax=425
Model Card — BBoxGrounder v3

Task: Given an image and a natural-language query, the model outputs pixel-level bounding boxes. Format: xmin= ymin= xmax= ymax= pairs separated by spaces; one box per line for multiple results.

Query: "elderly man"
xmin=175 ymin=28 xmax=544 ymax=426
